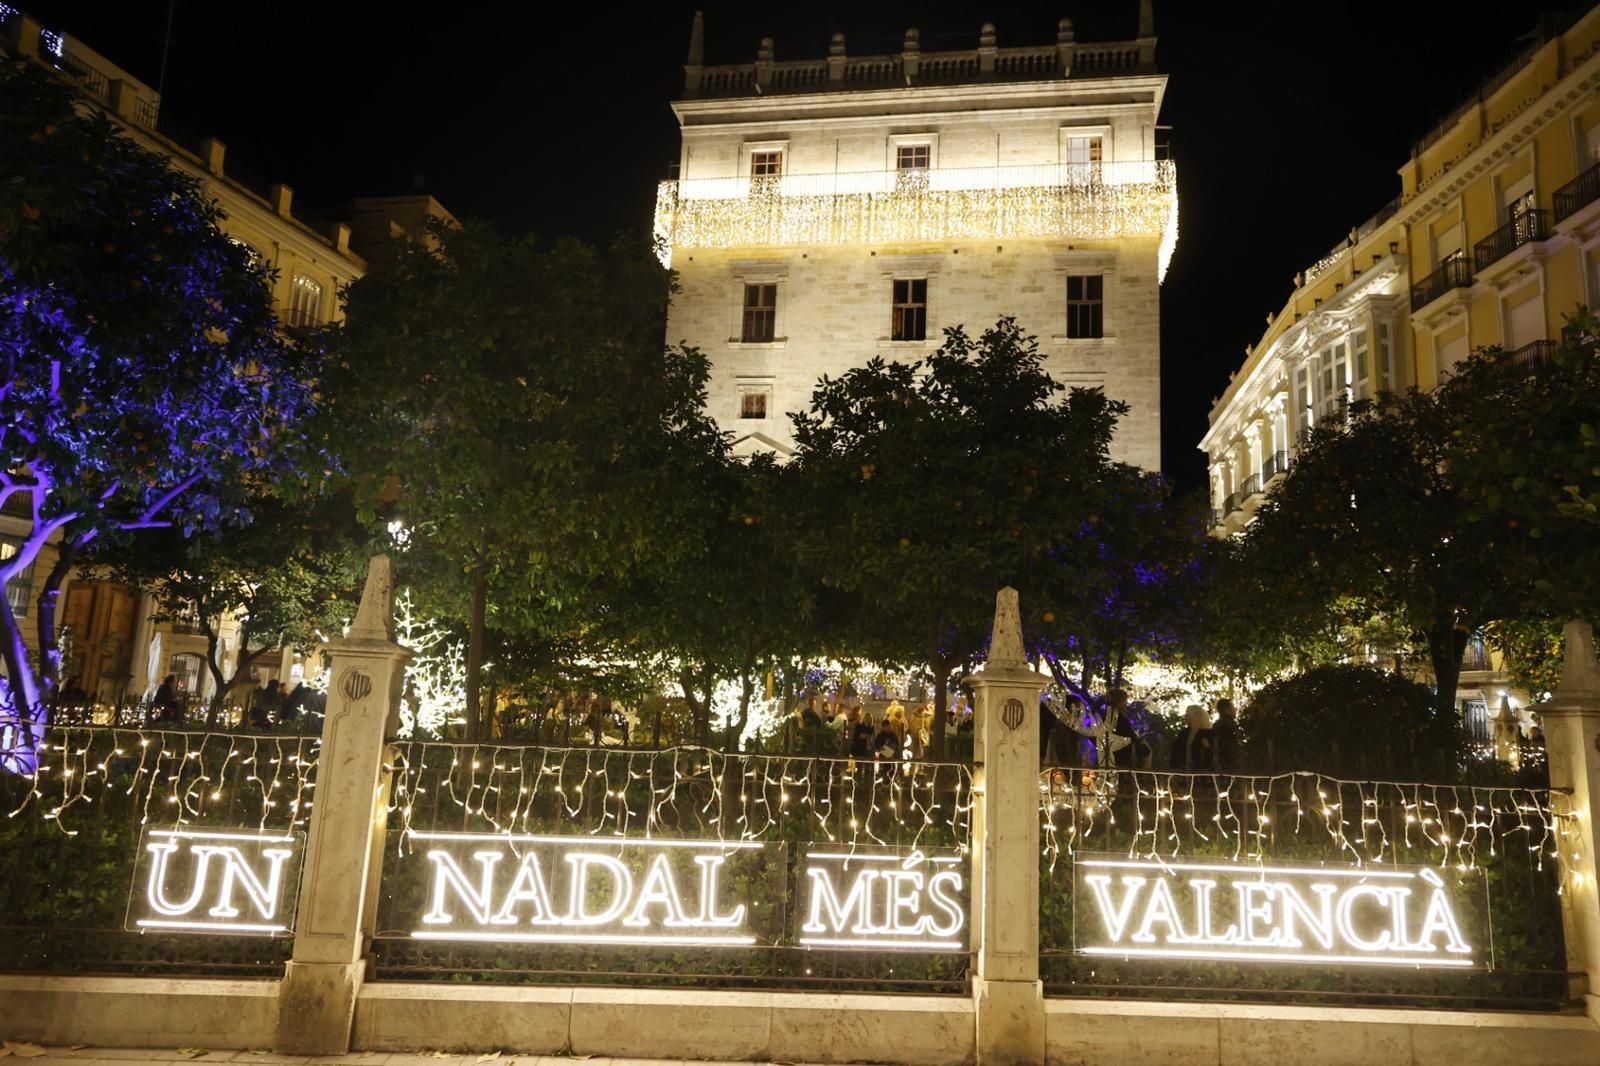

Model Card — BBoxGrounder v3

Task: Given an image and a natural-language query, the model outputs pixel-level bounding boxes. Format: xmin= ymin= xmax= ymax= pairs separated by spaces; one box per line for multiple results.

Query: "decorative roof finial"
xmin=686 ymin=10 xmax=704 ymax=67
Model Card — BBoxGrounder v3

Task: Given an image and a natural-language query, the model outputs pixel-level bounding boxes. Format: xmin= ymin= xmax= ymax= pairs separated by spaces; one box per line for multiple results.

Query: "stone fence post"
xmin=1546 ymin=620 xmax=1600 ymax=1023
xmin=275 ymin=556 xmax=410 ymax=1054
xmin=968 ymin=587 xmax=1049 ymax=1065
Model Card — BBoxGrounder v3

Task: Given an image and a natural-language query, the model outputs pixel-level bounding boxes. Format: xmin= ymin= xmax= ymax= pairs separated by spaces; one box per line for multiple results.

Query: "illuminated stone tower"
xmin=654 ymin=6 xmax=1175 ymax=468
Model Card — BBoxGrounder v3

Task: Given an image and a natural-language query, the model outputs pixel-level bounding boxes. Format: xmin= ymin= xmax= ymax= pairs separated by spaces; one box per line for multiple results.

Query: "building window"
xmin=739 ymin=389 xmax=769 ymax=420
xmin=1066 ymin=275 xmax=1104 ymax=338
xmin=1351 ymin=332 xmax=1370 ymax=401
xmin=0 ymin=536 xmax=33 ymax=619
xmin=892 ymin=278 xmax=927 ymax=341
xmin=1063 ymin=135 xmax=1103 ymax=165
xmin=742 ymin=283 xmax=777 ymax=342
xmin=750 ymin=150 xmax=784 ymax=179
xmin=896 ymin=144 xmax=931 ymax=172
xmin=288 ymin=273 xmax=323 ymax=328
xmin=1314 ymin=341 xmax=1349 ymax=424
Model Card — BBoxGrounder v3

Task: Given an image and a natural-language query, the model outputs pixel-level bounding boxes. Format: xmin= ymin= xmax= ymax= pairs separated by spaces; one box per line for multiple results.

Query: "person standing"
xmin=1211 ymin=698 xmax=1240 ymax=771
xmin=1170 ymin=704 xmax=1214 ymax=771
xmin=151 ymin=674 xmax=181 ymax=725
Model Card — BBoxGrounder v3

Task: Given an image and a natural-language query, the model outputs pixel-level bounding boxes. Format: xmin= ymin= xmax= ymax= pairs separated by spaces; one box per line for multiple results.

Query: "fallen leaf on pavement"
xmin=475 ymin=1053 xmax=501 ymax=1063
xmin=176 ymin=1048 xmax=207 ymax=1059
xmin=4 ymin=1044 xmax=47 ymax=1059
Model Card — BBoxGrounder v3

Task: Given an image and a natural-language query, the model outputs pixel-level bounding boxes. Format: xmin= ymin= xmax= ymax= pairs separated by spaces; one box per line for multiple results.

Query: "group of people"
xmin=1042 ymin=690 xmax=1242 ymax=773
xmin=143 ymin=674 xmax=324 ymax=730
xmin=795 ymin=697 xmax=939 ymax=764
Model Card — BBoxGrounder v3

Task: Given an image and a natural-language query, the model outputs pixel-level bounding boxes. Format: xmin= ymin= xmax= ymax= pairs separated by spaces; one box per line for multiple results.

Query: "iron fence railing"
xmin=370 ymin=742 xmax=974 ymax=993
xmin=1262 ymin=449 xmax=1290 ymax=482
xmin=1238 ymin=473 xmax=1261 ymax=501
xmin=1038 ymin=768 xmax=1573 ymax=1011
xmin=0 ymin=719 xmax=317 ymax=976
xmin=1554 ymin=161 xmax=1600 ymax=224
xmin=1473 ymin=210 xmax=1549 ymax=272
xmin=1507 ymin=339 xmax=1555 ymax=373
xmin=1411 ymin=256 xmax=1473 ymax=311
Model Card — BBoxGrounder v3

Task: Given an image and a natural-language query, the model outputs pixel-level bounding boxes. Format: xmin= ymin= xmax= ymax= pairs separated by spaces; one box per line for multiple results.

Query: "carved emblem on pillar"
xmin=1001 ymin=698 xmax=1025 ymax=731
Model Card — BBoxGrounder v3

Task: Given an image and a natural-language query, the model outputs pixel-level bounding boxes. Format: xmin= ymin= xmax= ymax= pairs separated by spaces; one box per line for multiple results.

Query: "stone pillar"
xmin=977 ymin=23 xmax=997 ymax=75
xmin=901 ymin=28 xmax=920 ymax=81
xmin=1545 ymin=620 xmax=1600 ymax=1023
xmin=274 ymin=556 xmax=409 ymax=1055
xmin=827 ymin=32 xmax=846 ymax=83
xmin=968 ymin=587 xmax=1049 ymax=1066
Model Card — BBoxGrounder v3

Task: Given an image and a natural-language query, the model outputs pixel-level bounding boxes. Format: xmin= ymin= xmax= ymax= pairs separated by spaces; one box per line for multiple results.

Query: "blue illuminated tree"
xmin=0 ymin=64 xmax=316 ymax=770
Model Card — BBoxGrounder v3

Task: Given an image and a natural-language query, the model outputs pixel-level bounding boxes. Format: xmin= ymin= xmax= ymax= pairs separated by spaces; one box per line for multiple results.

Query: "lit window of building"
xmin=749 ymin=150 xmax=783 ymax=179
xmin=1066 ymin=275 xmax=1104 ymax=339
xmin=0 ymin=536 xmax=33 ymax=619
xmin=741 ymin=283 xmax=776 ymax=342
xmin=896 ymin=144 xmax=931 ymax=172
xmin=892 ymin=278 xmax=927 ymax=341
xmin=288 ymin=273 xmax=324 ymax=328
xmin=739 ymin=389 xmax=769 ymax=419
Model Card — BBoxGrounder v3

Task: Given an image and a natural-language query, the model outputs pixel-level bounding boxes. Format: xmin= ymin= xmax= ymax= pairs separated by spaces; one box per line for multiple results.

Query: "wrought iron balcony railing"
xmin=1410 ymin=256 xmax=1473 ymax=311
xmin=1473 ymin=210 xmax=1549 ymax=272
xmin=1554 ymin=162 xmax=1600 ymax=224
xmin=654 ymin=159 xmax=1177 ymax=256
xmin=1239 ymin=473 xmax=1261 ymax=501
xmin=1507 ymin=339 xmax=1555 ymax=372
xmin=1222 ymin=492 xmax=1240 ymax=516
xmin=1262 ymin=450 xmax=1290 ymax=482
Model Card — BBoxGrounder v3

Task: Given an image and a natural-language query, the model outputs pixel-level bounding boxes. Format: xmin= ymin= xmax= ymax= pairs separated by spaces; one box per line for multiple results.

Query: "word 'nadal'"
xmin=411 ymin=833 xmax=760 ymax=945
xmin=1077 ymin=859 xmax=1473 ymax=967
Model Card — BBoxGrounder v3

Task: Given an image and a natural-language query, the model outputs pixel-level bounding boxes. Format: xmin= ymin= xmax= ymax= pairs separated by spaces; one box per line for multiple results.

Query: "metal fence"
xmin=0 ymin=720 xmax=317 ymax=976
xmin=370 ymin=742 xmax=974 ymax=993
xmin=1038 ymin=768 xmax=1573 ymax=1010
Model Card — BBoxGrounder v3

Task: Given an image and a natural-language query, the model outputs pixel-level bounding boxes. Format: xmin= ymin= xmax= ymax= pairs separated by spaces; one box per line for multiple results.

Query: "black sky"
xmin=26 ymin=0 xmax=1577 ymax=492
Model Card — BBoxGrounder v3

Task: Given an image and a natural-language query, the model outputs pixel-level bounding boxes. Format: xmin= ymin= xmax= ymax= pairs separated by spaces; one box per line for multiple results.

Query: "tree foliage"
xmin=0 ymin=63 xmax=316 ymax=765
xmin=324 ymin=221 xmax=722 ymax=737
xmin=788 ymin=318 xmax=1167 ymax=756
xmin=1241 ymin=664 xmax=1466 ymax=779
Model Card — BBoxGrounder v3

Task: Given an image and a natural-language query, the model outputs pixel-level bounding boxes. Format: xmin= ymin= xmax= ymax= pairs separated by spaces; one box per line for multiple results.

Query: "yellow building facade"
xmin=1 ymin=7 xmax=453 ymax=709
xmin=1203 ymin=6 xmax=1600 ymax=530
xmin=1200 ymin=6 xmax=1600 ymax=738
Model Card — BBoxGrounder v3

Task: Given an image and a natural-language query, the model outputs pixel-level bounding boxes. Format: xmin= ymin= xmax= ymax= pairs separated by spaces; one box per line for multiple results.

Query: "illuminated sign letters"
xmin=1074 ymin=857 xmax=1482 ymax=968
xmin=127 ymin=828 xmax=304 ymax=936
xmin=798 ymin=849 xmax=967 ymax=951
xmin=406 ymin=832 xmax=767 ymax=946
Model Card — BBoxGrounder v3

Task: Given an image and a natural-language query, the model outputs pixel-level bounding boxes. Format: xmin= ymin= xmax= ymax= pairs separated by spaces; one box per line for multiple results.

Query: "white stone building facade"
xmin=655 ymin=9 xmax=1175 ymax=469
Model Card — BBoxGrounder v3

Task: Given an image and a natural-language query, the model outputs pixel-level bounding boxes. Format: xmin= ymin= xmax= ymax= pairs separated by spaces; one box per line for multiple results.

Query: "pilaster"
xmin=274 ymin=556 xmax=409 ymax=1055
xmin=968 ymin=587 xmax=1049 ymax=1065
xmin=1545 ymin=620 xmax=1600 ymax=1023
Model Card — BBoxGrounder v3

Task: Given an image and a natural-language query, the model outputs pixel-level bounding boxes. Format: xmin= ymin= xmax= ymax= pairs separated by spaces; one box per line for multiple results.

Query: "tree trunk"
xmin=1428 ymin=611 xmax=1469 ymax=722
xmin=0 ymin=589 xmax=45 ymax=771
xmin=930 ymin=648 xmax=948 ymax=761
xmin=201 ymin=615 xmax=228 ymax=728
xmin=726 ymin=671 xmax=754 ymax=753
xmin=34 ymin=541 xmax=76 ymax=695
xmin=464 ymin=562 xmax=488 ymax=741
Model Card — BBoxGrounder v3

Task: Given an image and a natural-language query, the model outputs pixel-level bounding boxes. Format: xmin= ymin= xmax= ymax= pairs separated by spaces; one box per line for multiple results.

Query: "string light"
xmin=653 ymin=161 xmax=1178 ymax=281
xmin=9 ymin=722 xmax=318 ymax=837
xmin=1039 ymin=768 xmax=1574 ymax=890
xmin=389 ymin=741 xmax=973 ymax=859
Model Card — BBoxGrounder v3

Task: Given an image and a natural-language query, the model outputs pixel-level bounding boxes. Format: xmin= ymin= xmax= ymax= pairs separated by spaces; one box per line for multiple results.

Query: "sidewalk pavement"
xmin=0 ymin=1051 xmax=813 ymax=1066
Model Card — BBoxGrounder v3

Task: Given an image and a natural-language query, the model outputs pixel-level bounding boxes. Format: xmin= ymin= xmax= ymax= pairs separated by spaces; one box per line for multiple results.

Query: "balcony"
xmin=1410 ymin=256 xmax=1473 ymax=313
xmin=1506 ymin=339 xmax=1555 ymax=372
xmin=1238 ymin=473 xmax=1262 ymax=502
xmin=1473 ymin=210 xmax=1549 ymax=273
xmin=1554 ymin=162 xmax=1600 ymax=225
xmin=1222 ymin=492 xmax=1240 ymax=517
xmin=1262 ymin=450 xmax=1290 ymax=482
xmin=653 ymin=160 xmax=1177 ymax=263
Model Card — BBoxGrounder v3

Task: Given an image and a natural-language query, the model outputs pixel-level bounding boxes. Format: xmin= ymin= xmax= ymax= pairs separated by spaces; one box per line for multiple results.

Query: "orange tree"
xmin=787 ymin=319 xmax=1127 ymax=758
xmin=0 ymin=63 xmax=316 ymax=767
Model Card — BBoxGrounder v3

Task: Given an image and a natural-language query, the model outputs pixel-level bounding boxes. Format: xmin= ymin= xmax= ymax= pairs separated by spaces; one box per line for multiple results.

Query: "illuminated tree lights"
xmin=652 ymin=161 xmax=1179 ymax=279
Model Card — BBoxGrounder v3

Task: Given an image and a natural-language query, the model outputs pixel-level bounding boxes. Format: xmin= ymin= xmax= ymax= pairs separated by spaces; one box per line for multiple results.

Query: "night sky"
xmin=27 ymin=1 xmax=1575 ymax=492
